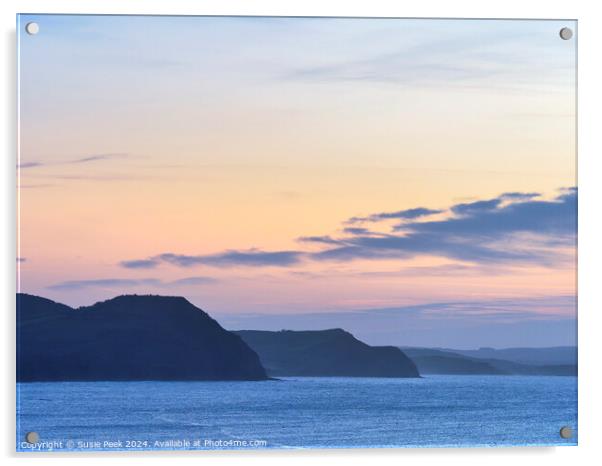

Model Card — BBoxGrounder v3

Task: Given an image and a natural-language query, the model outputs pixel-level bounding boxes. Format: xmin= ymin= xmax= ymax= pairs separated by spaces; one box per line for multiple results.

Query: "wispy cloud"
xmin=342 ymin=227 xmax=373 ymax=235
xmin=500 ymin=192 xmax=540 ymax=201
xmin=49 ymin=278 xmax=160 ymax=290
xmin=17 ymin=183 xmax=56 ymax=189
xmin=197 ymin=250 xmax=303 ymax=267
xmin=17 ymin=162 xmax=44 ymax=169
xmin=18 ymin=153 xmax=130 ymax=170
xmin=72 ymin=153 xmax=128 ymax=164
xmin=121 ymin=249 xmax=304 ymax=269
xmin=48 ymin=276 xmax=216 ymax=291
xmin=346 ymin=207 xmax=443 ymax=224
xmin=296 ymin=235 xmax=342 ymax=246
xmin=285 ymin=42 xmax=507 ymax=87
xmin=284 ymin=25 xmax=573 ymax=94
xmin=119 ymin=259 xmax=159 ymax=269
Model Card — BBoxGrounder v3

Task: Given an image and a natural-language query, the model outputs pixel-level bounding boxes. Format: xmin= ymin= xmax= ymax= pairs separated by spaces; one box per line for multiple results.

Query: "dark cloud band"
xmin=120 ymin=187 xmax=576 ymax=270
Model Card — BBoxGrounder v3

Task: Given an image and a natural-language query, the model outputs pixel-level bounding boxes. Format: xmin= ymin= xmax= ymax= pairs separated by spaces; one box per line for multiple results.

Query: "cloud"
xmin=283 ymin=27 xmax=572 ymax=94
xmin=286 ymin=49 xmax=504 ymax=88
xmin=500 ymin=191 xmax=540 ymax=201
xmin=342 ymin=227 xmax=373 ymax=235
xmin=72 ymin=153 xmax=129 ymax=164
xmin=121 ymin=249 xmax=304 ymax=269
xmin=48 ymin=276 xmax=216 ymax=291
xmin=119 ymin=259 xmax=159 ymax=269
xmin=49 ymin=278 xmax=161 ymax=290
xmin=17 ymin=162 xmax=43 ymax=169
xmin=449 ymin=192 xmax=540 ymax=216
xmin=119 ymin=187 xmax=576 ymax=270
xmin=398 ymin=189 xmax=575 ymax=238
xmin=201 ymin=250 xmax=303 ymax=267
xmin=450 ymin=198 xmax=502 ymax=215
xmin=18 ymin=153 xmax=130 ymax=170
xmin=314 ymin=188 xmax=576 ymax=266
xmin=152 ymin=253 xmax=204 ymax=267
xmin=18 ymin=153 xmax=147 ymax=186
xmin=296 ymin=235 xmax=342 ymax=245
xmin=346 ymin=207 xmax=442 ymax=224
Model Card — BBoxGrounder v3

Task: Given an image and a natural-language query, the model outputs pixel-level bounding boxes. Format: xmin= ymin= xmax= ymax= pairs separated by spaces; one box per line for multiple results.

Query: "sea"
xmin=16 ymin=375 xmax=577 ymax=452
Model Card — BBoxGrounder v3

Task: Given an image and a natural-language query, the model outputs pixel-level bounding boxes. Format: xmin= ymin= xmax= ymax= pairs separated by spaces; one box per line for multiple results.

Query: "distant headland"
xmin=17 ymin=293 xmax=575 ymax=382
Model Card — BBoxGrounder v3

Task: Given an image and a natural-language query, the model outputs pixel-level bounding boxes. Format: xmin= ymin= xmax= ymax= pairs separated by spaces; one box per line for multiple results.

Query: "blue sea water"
xmin=17 ymin=376 xmax=577 ymax=451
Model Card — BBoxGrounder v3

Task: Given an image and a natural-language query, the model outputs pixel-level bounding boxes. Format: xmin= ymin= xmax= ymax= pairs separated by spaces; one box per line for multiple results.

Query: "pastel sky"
xmin=17 ymin=15 xmax=576 ymax=347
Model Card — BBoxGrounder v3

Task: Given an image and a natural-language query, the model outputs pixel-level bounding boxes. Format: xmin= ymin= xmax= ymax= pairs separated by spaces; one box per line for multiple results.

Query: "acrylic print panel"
xmin=16 ymin=15 xmax=577 ymax=452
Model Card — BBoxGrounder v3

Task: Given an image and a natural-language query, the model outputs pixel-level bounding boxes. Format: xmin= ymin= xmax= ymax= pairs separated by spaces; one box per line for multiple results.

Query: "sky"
xmin=17 ymin=15 xmax=576 ymax=348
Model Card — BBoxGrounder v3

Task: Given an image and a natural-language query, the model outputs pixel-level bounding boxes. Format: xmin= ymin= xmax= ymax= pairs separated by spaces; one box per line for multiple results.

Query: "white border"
xmin=2 ymin=1 xmax=601 ymax=465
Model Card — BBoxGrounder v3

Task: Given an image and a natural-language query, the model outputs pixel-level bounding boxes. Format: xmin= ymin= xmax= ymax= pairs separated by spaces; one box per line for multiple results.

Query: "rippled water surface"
xmin=17 ymin=375 xmax=577 ymax=451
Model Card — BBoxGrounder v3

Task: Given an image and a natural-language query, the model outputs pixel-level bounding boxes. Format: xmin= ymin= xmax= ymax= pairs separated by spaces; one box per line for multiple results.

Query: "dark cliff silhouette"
xmin=17 ymin=293 xmax=268 ymax=381
xmin=235 ymin=329 xmax=420 ymax=378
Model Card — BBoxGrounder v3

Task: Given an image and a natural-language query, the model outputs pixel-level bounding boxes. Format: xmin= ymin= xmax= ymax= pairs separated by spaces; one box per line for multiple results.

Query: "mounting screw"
xmin=25 ymin=431 xmax=39 ymax=444
xmin=559 ymin=27 xmax=573 ymax=40
xmin=25 ymin=22 xmax=39 ymax=35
